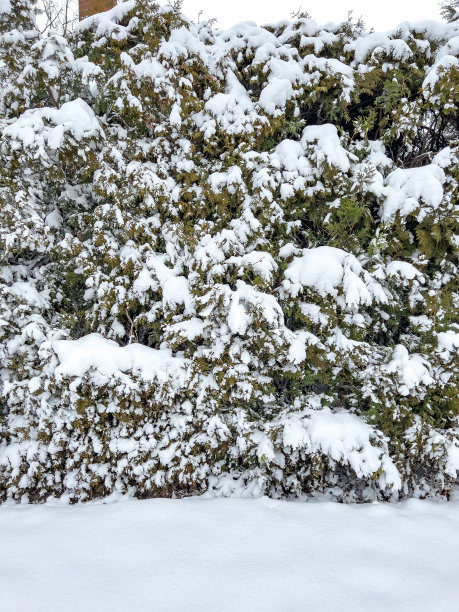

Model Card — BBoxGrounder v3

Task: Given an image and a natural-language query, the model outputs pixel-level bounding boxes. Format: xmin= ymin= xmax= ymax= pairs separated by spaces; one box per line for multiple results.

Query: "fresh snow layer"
xmin=54 ymin=333 xmax=187 ymax=382
xmin=382 ymin=164 xmax=445 ymax=221
xmin=284 ymin=246 xmax=387 ymax=308
xmin=1 ymin=496 xmax=459 ymax=612
xmin=4 ymin=99 xmax=101 ymax=149
xmin=384 ymin=344 xmax=433 ymax=395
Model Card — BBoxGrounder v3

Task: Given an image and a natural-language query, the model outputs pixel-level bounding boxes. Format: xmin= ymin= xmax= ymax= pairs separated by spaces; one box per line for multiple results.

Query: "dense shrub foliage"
xmin=0 ymin=0 xmax=458 ymax=503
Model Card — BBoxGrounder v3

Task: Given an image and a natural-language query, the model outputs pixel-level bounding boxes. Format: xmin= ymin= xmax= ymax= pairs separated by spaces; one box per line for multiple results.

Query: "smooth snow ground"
xmin=1 ymin=496 xmax=458 ymax=611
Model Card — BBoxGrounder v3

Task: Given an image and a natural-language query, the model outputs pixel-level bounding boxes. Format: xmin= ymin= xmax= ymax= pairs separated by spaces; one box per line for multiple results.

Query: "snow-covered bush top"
xmin=0 ymin=0 xmax=458 ymax=504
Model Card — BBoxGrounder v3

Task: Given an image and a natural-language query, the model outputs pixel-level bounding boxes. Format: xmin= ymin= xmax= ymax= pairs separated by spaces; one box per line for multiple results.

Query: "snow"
xmin=423 ymin=55 xmax=459 ymax=93
xmin=1 ymin=496 xmax=458 ymax=612
xmin=1 ymin=0 xmax=458 ymax=506
xmin=75 ymin=0 xmax=136 ymax=38
xmin=228 ymin=290 xmax=251 ymax=335
xmin=409 ymin=19 xmax=459 ymax=42
xmin=345 ymin=32 xmax=413 ymax=65
xmin=226 ymin=280 xmax=283 ymax=334
xmin=384 ymin=344 xmax=434 ymax=395
xmin=386 ymin=260 xmax=423 ymax=280
xmin=8 ymin=281 xmax=50 ymax=309
xmin=287 ymin=329 xmax=319 ymax=363
xmin=299 ymin=302 xmax=328 ymax=325
xmin=54 ymin=333 xmax=187 ymax=383
xmin=4 ymin=99 xmax=101 ymax=149
xmin=259 ymin=77 xmax=294 ymax=115
xmin=166 ymin=317 xmax=206 ymax=341
xmin=278 ymin=242 xmax=300 ymax=258
xmin=436 ymin=35 xmax=459 ymax=60
xmin=162 ymin=275 xmax=192 ymax=312
xmin=0 ymin=0 xmax=11 ymax=13
xmin=120 ymin=52 xmax=166 ymax=81
xmin=169 ymin=102 xmax=182 ymax=126
xmin=201 ymin=70 xmax=258 ymax=134
xmin=433 ymin=146 xmax=455 ymax=168
xmin=226 ymin=251 xmax=278 ymax=281
xmin=301 ymin=124 xmax=350 ymax=172
xmin=436 ymin=330 xmax=459 ymax=359
xmin=281 ymin=407 xmax=401 ymax=488
xmin=284 ymin=246 xmax=387 ymax=308
xmin=381 ymin=164 xmax=445 ymax=221
xmin=273 ymin=125 xmax=350 ymax=179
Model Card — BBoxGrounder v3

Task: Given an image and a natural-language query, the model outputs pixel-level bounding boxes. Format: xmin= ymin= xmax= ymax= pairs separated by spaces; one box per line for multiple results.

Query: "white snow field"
xmin=1 ymin=496 xmax=458 ymax=611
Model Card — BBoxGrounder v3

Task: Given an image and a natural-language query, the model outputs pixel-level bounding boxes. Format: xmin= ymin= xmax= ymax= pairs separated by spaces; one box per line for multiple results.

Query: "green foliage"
xmin=0 ymin=0 xmax=458 ymax=504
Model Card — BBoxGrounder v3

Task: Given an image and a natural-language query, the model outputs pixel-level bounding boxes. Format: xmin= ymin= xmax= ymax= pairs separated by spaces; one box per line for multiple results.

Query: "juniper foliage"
xmin=0 ymin=0 xmax=458 ymax=503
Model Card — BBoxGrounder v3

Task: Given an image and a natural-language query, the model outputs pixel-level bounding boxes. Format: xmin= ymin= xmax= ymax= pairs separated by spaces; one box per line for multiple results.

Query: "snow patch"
xmin=284 ymin=246 xmax=387 ymax=308
xmin=382 ymin=164 xmax=445 ymax=221
xmin=384 ymin=345 xmax=434 ymax=395
xmin=4 ymin=99 xmax=101 ymax=149
xmin=54 ymin=334 xmax=188 ymax=383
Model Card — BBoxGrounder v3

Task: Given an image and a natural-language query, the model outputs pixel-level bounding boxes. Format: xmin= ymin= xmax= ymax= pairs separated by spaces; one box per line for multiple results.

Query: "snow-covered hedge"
xmin=0 ymin=0 xmax=458 ymax=503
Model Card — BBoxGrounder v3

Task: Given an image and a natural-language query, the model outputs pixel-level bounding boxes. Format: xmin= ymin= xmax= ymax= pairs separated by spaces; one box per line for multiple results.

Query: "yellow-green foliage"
xmin=0 ymin=0 xmax=458 ymax=504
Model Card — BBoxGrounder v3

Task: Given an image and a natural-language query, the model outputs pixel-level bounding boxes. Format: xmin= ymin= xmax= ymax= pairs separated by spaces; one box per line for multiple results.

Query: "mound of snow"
xmin=281 ymin=408 xmax=401 ymax=488
xmin=1 ymin=496 xmax=458 ymax=612
xmin=283 ymin=246 xmax=387 ymax=308
xmin=382 ymin=165 xmax=445 ymax=221
xmin=4 ymin=99 xmax=102 ymax=149
xmin=54 ymin=333 xmax=188 ymax=383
